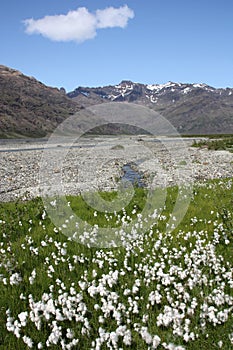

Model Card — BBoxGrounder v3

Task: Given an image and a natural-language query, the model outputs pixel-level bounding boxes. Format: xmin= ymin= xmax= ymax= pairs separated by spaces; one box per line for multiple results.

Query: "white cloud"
xmin=23 ymin=5 xmax=134 ymax=43
xmin=96 ymin=6 xmax=134 ymax=29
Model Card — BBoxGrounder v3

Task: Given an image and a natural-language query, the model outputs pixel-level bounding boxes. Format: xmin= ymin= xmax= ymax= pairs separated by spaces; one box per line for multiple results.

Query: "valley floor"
xmin=0 ymin=135 xmax=232 ymax=202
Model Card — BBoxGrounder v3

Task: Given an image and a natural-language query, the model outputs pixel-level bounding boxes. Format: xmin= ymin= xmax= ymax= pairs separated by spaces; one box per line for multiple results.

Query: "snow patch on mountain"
xmin=146 ymin=81 xmax=180 ymax=92
xmin=183 ymin=87 xmax=192 ymax=94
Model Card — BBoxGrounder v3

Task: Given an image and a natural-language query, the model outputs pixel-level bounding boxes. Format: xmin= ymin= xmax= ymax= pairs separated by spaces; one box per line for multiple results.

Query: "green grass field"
xmin=0 ymin=178 xmax=232 ymax=349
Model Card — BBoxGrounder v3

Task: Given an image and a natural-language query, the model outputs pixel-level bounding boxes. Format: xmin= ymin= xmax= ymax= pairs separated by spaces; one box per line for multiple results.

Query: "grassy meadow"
xmin=0 ymin=178 xmax=233 ymax=349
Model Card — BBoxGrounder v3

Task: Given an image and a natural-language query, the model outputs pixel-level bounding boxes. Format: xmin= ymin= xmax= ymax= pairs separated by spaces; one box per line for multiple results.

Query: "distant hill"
xmin=68 ymin=80 xmax=233 ymax=134
xmin=0 ymin=65 xmax=80 ymax=138
xmin=0 ymin=65 xmax=232 ymax=137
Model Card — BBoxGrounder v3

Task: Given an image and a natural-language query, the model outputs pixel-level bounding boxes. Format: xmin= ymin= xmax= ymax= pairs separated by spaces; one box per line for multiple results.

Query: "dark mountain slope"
xmin=0 ymin=65 xmax=80 ymax=137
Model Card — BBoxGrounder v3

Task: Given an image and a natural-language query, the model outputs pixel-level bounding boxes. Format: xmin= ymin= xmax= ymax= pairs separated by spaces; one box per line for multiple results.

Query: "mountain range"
xmin=68 ymin=80 xmax=233 ymax=135
xmin=0 ymin=64 xmax=233 ymax=137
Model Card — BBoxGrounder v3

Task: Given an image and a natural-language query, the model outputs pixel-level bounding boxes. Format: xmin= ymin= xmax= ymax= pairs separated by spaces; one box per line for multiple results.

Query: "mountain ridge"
xmin=67 ymin=80 xmax=233 ymax=134
xmin=0 ymin=64 xmax=232 ymax=137
xmin=0 ymin=65 xmax=81 ymax=138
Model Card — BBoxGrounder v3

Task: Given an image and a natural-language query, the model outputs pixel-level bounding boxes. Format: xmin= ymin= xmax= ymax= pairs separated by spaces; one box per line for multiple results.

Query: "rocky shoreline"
xmin=0 ymin=136 xmax=232 ymax=202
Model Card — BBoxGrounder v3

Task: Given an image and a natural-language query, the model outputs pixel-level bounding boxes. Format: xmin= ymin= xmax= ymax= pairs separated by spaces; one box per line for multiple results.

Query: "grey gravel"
xmin=0 ymin=136 xmax=232 ymax=202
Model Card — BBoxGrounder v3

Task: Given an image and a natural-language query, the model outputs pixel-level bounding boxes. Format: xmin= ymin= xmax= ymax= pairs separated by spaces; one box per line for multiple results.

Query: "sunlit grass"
xmin=0 ymin=178 xmax=232 ymax=349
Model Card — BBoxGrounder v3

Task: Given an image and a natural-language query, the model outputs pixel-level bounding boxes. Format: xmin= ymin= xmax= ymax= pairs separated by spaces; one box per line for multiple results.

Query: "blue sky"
xmin=1 ymin=0 xmax=233 ymax=91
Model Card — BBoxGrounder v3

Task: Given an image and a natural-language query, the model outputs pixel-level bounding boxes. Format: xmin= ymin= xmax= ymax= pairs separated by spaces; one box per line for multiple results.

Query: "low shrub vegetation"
xmin=192 ymin=136 xmax=233 ymax=152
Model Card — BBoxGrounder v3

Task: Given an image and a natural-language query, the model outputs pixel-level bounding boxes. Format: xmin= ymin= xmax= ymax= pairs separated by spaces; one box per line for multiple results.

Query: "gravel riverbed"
xmin=0 ymin=136 xmax=232 ymax=202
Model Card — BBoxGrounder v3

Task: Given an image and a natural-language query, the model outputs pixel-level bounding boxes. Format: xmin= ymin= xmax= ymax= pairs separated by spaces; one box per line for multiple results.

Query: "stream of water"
xmin=121 ymin=163 xmax=145 ymax=187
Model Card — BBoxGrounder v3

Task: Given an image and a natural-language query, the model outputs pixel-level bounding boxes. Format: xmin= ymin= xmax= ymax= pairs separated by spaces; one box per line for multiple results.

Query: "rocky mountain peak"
xmin=67 ymin=80 xmax=233 ymax=134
